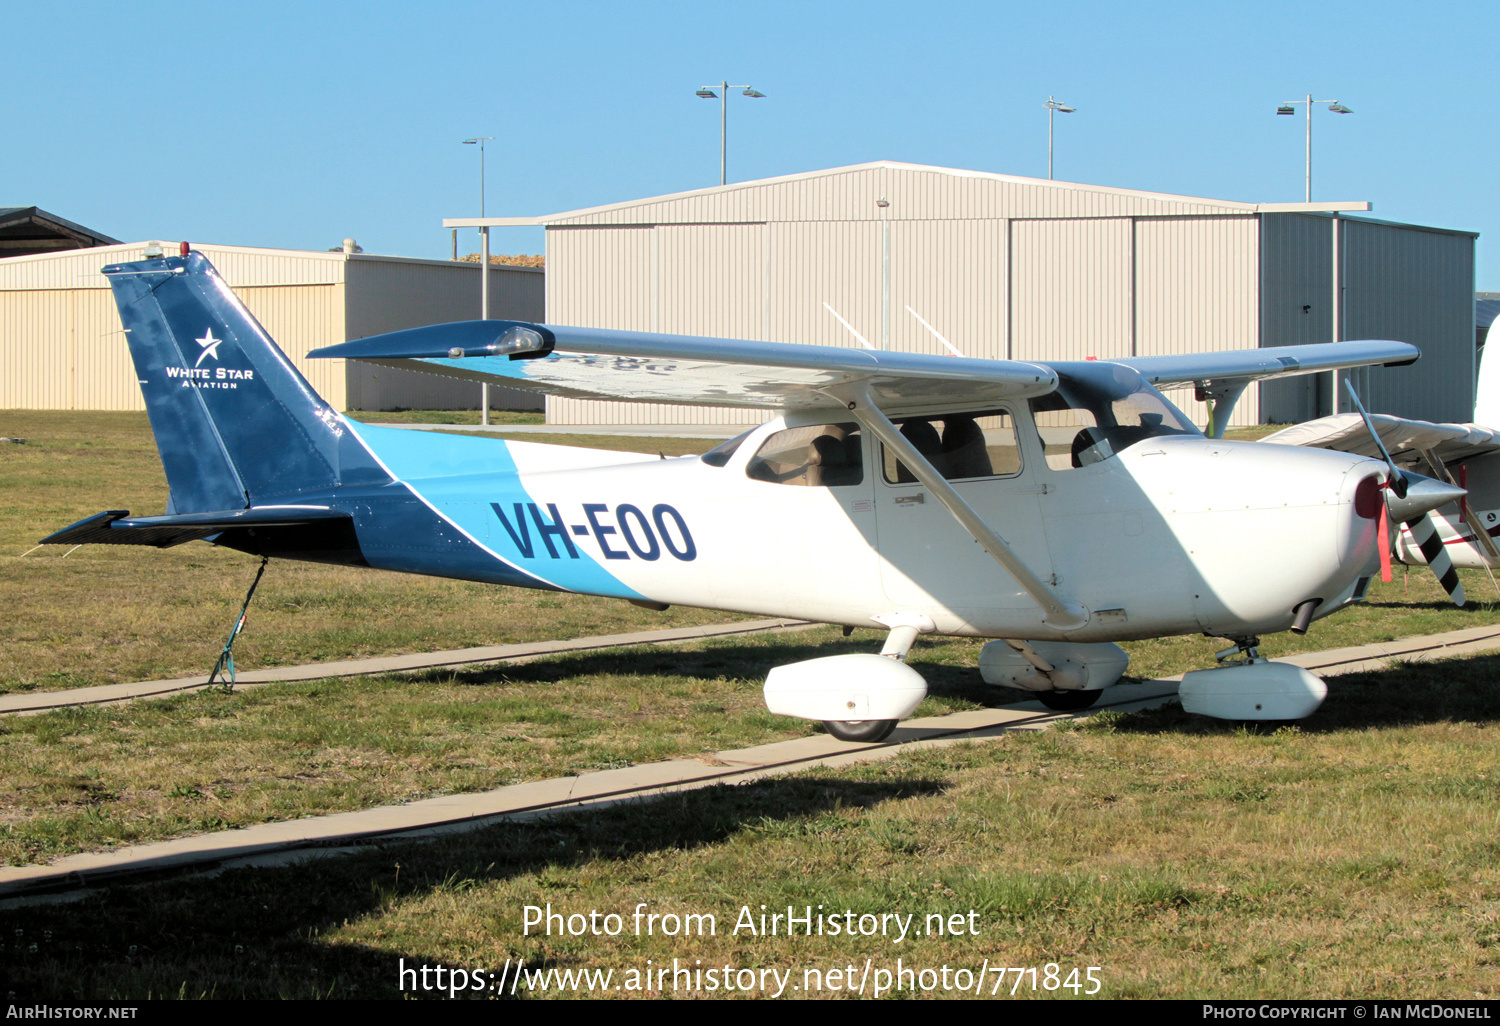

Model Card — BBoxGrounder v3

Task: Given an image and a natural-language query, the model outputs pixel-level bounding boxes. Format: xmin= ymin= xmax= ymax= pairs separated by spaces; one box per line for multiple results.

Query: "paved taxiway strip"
xmin=4 ymin=622 xmax=1500 ymax=900
xmin=0 ymin=617 xmax=814 ymax=717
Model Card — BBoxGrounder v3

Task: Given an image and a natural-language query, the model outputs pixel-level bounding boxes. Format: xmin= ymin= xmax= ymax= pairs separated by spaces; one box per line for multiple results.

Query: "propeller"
xmin=1345 ymin=381 xmax=1469 ymax=606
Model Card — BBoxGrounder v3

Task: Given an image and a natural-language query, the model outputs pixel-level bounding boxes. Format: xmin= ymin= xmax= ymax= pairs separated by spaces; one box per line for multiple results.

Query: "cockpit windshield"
xmin=700 ymin=428 xmax=756 ymax=467
xmin=1030 ymin=362 xmax=1201 ymax=469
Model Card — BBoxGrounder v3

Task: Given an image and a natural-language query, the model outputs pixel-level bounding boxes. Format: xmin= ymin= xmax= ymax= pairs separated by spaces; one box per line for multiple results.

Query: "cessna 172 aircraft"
xmin=42 ymin=249 xmax=1465 ymax=737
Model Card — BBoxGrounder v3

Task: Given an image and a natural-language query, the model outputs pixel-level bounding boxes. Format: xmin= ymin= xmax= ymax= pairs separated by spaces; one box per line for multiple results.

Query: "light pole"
xmin=1044 ymin=96 xmax=1076 ymax=180
xmin=695 ymin=82 xmax=765 ymax=186
xmin=1275 ymin=95 xmax=1352 ymax=202
xmin=463 ymin=136 xmax=494 ymax=424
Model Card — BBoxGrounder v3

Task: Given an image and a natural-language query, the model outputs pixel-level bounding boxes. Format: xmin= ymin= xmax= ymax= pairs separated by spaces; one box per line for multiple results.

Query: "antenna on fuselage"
xmin=905 ymin=306 xmax=965 ymax=358
xmin=822 ymin=302 xmax=875 ymax=350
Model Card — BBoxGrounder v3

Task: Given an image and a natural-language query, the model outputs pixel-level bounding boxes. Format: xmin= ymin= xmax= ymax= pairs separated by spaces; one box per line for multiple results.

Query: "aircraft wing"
xmin=1102 ymin=340 xmax=1418 ymax=388
xmin=310 ymin=322 xmax=1418 ymax=415
xmin=311 ymin=321 xmax=1060 ymax=413
xmin=1262 ymin=413 xmax=1500 ymax=467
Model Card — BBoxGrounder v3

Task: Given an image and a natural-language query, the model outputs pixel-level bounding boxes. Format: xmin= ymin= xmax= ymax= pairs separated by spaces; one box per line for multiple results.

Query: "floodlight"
xmin=1329 ymin=103 xmax=1352 ymax=114
xmin=1043 ymin=96 xmax=1077 ymax=179
xmin=696 ymin=82 xmax=769 ymax=184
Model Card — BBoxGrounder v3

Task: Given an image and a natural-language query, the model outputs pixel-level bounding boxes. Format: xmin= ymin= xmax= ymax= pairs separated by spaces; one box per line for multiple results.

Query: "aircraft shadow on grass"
xmin=0 ymin=775 xmax=948 ymax=1000
xmin=1108 ymin=652 xmax=1500 ymax=735
xmin=408 ymin=635 xmax=1002 ymax=709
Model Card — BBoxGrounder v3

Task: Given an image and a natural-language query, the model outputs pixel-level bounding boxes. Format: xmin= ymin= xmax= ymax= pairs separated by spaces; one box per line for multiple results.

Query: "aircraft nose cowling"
xmin=1129 ymin=440 xmax=1383 ymax=636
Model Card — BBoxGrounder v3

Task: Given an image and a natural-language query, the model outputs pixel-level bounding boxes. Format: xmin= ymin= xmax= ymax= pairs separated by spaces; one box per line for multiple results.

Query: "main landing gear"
xmin=1178 ymin=635 xmax=1328 ymax=720
xmin=762 ymin=613 xmax=933 ymax=744
xmin=823 ymin=718 xmax=898 ymax=743
xmin=1035 ymin=689 xmax=1102 ymax=711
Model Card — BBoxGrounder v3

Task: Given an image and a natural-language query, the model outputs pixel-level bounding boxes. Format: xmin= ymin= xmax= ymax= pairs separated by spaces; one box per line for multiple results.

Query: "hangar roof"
xmin=0 ymin=207 xmax=120 ymax=257
xmin=446 ymin=160 xmax=1372 ymax=229
xmin=0 ymin=240 xmax=540 ymax=291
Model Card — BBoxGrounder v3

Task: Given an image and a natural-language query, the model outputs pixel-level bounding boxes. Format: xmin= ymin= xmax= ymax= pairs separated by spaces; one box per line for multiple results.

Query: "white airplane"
xmin=42 ymin=249 xmax=1463 ymax=737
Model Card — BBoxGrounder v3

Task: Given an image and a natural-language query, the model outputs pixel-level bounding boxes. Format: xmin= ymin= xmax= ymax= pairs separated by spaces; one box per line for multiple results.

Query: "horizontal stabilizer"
xmin=41 ymin=507 xmax=351 ymax=549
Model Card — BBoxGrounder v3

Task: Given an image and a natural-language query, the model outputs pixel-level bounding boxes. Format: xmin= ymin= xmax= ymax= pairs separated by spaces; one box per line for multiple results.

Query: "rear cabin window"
xmin=881 ymin=411 xmax=1022 ymax=484
xmin=745 ymin=423 xmax=863 ymax=486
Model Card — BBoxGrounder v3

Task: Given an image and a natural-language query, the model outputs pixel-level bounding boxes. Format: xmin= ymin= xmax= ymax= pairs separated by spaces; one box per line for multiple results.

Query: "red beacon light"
xmin=180 ymin=242 xmax=190 ymax=256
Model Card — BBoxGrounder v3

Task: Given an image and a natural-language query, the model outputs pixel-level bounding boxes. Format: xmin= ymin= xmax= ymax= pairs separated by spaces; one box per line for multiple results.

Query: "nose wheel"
xmin=823 ymin=718 xmax=898 ymax=743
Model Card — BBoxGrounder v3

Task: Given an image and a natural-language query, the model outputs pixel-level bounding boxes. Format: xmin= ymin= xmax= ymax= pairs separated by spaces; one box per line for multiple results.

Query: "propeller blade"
xmin=1405 ymin=510 xmax=1466 ymax=607
xmin=1344 ymin=380 xmax=1408 ymax=498
xmin=1343 ymin=382 xmax=1467 ymax=605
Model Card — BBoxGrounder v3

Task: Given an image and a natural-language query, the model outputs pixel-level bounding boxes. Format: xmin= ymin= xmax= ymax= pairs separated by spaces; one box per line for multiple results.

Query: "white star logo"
xmin=194 ymin=329 xmax=224 ymax=367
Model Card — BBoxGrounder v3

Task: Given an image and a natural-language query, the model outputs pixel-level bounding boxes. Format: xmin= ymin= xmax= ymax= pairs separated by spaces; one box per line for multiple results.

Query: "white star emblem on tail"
xmin=195 ymin=329 xmax=223 ymax=367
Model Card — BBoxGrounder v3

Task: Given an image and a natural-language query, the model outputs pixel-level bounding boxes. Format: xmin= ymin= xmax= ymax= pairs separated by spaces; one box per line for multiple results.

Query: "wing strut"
xmin=840 ymin=384 xmax=1089 ymax=631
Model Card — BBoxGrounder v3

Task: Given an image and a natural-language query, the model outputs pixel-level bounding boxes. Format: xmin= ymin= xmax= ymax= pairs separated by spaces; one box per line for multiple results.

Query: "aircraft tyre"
xmin=1036 ymin=689 xmax=1103 ymax=711
xmin=823 ymin=719 xmax=898 ymax=743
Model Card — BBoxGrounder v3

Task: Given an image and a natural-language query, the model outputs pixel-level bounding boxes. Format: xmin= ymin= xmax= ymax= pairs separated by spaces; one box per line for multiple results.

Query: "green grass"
xmin=0 ymin=411 xmax=738 ymax=695
xmin=0 ymin=627 xmax=989 ymax=866
xmin=4 ymin=652 xmax=1500 ymax=999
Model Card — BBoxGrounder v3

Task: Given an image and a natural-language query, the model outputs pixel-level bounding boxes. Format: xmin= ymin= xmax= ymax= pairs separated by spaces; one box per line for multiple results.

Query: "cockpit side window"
xmin=881 ymin=410 xmax=1022 ymax=483
xmin=745 ymin=423 xmax=863 ymax=486
xmin=1031 ymin=363 xmax=1200 ymax=469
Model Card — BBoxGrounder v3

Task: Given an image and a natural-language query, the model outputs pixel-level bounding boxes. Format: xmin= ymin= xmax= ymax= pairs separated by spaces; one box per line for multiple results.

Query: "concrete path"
xmin=4 ymin=621 xmax=1499 ymax=900
xmin=0 ymin=618 xmax=813 ymax=716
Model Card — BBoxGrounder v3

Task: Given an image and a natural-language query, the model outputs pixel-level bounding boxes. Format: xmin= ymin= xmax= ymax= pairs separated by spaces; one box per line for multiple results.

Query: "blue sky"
xmin=7 ymin=0 xmax=1497 ymax=285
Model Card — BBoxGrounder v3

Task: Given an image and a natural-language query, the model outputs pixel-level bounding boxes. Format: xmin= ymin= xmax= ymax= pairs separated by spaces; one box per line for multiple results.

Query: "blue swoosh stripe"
xmin=344 ymin=421 xmax=642 ymax=599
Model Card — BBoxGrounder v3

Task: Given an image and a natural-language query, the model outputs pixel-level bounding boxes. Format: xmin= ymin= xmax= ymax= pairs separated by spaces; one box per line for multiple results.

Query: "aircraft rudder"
xmin=104 ymin=249 xmax=345 ymax=510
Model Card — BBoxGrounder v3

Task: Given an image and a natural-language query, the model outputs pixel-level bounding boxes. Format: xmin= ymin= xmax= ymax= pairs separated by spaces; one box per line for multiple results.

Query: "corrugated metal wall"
xmin=1 ymin=242 xmax=553 ymax=414
xmin=1135 ymin=216 xmax=1260 ymax=426
xmin=546 ymin=228 xmax=653 ymax=329
xmin=0 ymin=288 xmax=129 ymax=410
xmin=0 ymin=263 xmax=347 ymax=410
xmin=546 ymin=212 xmax=1267 ymax=428
xmin=344 ymin=258 xmax=544 ymax=412
xmin=888 ymin=219 xmax=1007 ymax=360
xmin=657 ymin=224 xmax=765 ymax=338
xmin=545 ymin=227 xmax=703 ymax=424
xmin=1341 ymin=219 xmax=1475 ymax=423
xmin=1257 ymin=214 xmax=1477 ymax=425
xmin=1 ymin=242 xmax=348 ymax=411
xmin=769 ymin=221 xmax=881 ymax=348
xmin=540 ymin=166 xmax=1471 ymax=430
xmin=239 ymin=284 xmax=347 ymax=410
xmin=1011 ymin=218 xmax=1133 ymax=363
xmin=1258 ymin=214 xmax=1335 ymax=423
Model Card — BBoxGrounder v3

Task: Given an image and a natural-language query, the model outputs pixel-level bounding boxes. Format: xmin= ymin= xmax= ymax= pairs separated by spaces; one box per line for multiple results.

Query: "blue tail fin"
xmin=104 ymin=250 xmax=344 ymax=512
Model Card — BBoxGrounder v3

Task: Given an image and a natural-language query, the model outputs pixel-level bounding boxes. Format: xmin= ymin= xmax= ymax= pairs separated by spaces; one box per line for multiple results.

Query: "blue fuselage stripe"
xmin=340 ymin=421 xmax=642 ymax=598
